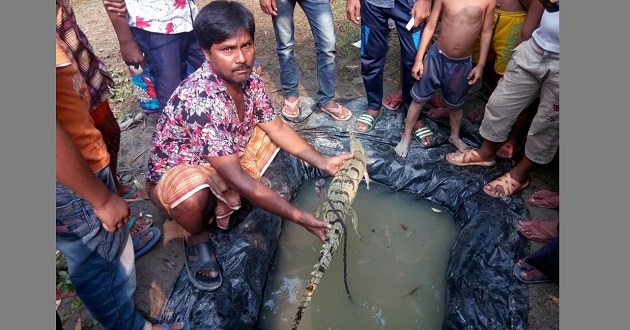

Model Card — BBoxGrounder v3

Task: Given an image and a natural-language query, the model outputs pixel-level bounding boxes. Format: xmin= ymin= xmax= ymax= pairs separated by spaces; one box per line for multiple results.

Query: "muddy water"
xmin=257 ymin=180 xmax=461 ymax=330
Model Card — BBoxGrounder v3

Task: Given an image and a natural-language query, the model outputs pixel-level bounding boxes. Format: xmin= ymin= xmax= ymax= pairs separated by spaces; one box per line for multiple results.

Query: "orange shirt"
xmin=56 ymin=36 xmax=109 ymax=172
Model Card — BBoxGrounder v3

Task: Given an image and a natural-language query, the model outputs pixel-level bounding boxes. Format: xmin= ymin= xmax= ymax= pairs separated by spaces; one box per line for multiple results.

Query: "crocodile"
xmin=291 ymin=131 xmax=370 ymax=330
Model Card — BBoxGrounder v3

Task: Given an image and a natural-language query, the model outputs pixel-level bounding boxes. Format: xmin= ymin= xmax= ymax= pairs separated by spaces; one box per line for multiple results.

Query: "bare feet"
xmin=395 ymin=120 xmax=430 ymax=157
xmin=395 ymin=137 xmax=412 ymax=158
xmin=448 ymin=136 xmax=469 ymax=152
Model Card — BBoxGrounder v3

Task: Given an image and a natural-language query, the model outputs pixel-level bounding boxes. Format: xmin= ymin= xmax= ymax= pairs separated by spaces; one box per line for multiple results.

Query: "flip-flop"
xmin=382 ymin=93 xmax=403 ymax=111
xmin=446 ymin=149 xmax=496 ymax=166
xmin=183 ymin=239 xmax=223 ymax=291
xmin=413 ymin=125 xmax=435 ymax=148
xmin=483 ymin=172 xmax=529 ymax=198
xmin=281 ymin=98 xmax=300 ymax=119
xmin=120 ymin=185 xmax=149 ymax=202
xmin=127 ymin=216 xmax=153 ymax=235
xmin=355 ymin=110 xmax=383 ymax=133
xmin=320 ymin=103 xmax=352 ymax=121
xmin=132 ymin=227 xmax=161 ymax=259
xmin=513 ymin=262 xmax=552 ymax=284
xmin=528 ymin=190 xmax=559 ymax=208
xmin=157 ymin=320 xmax=191 ymax=330
xmin=518 ymin=220 xmax=558 ymax=243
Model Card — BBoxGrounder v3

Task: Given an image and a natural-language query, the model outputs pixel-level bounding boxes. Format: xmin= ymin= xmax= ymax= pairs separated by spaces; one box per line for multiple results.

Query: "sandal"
xmin=281 ymin=98 xmax=300 ymax=119
xmin=514 ymin=261 xmax=552 ymax=284
xmin=497 ymin=142 xmax=522 ymax=160
xmin=517 ymin=219 xmax=558 ymax=243
xmin=483 ymin=172 xmax=529 ymax=198
xmin=120 ymin=185 xmax=149 ymax=202
xmin=183 ymin=239 xmax=223 ymax=291
xmin=446 ymin=149 xmax=496 ymax=166
xmin=355 ymin=110 xmax=383 ymax=132
xmin=413 ymin=124 xmax=434 ymax=148
xmin=127 ymin=216 xmax=153 ymax=235
xmin=132 ymin=227 xmax=161 ymax=259
xmin=157 ymin=320 xmax=190 ymax=330
xmin=382 ymin=93 xmax=403 ymax=111
xmin=528 ymin=190 xmax=559 ymax=209
xmin=320 ymin=102 xmax=352 ymax=121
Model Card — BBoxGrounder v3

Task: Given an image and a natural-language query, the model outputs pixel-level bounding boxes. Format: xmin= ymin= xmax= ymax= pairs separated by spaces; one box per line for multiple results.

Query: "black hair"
xmin=193 ymin=0 xmax=256 ymax=50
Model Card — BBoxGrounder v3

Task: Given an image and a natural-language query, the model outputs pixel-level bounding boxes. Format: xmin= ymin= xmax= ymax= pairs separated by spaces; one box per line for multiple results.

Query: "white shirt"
xmin=125 ymin=0 xmax=198 ymax=34
xmin=532 ymin=8 xmax=559 ymax=53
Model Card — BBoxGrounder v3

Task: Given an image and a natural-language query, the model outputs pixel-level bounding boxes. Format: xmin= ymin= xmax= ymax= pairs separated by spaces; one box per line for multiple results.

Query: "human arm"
xmin=467 ymin=0 xmax=496 ymax=85
xmin=411 ymin=0 xmax=441 ymax=80
xmin=102 ymin=0 xmax=127 ymax=16
xmin=56 ymin=121 xmax=130 ymax=232
xmin=101 ymin=0 xmax=145 ymax=69
xmin=258 ymin=117 xmax=355 ymax=176
xmin=346 ymin=0 xmax=361 ymax=25
xmin=259 ymin=0 xmax=278 ymax=16
xmin=516 ymin=0 xmax=545 ymax=46
xmin=208 ymin=152 xmax=331 ymax=242
xmin=409 ymin=0 xmax=432 ymax=29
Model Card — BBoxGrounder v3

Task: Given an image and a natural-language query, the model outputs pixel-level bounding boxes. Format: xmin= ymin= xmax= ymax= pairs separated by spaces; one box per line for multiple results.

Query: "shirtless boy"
xmin=394 ymin=0 xmax=495 ymax=157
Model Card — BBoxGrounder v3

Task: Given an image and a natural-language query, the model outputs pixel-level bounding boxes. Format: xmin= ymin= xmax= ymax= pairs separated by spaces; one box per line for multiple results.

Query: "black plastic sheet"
xmin=159 ymin=95 xmax=531 ymax=329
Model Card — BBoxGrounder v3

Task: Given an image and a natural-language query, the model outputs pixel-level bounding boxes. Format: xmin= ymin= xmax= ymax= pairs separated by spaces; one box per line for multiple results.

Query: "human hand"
xmin=411 ymin=61 xmax=424 ymax=80
xmin=468 ymin=66 xmax=483 ymax=85
xmin=119 ymin=40 xmax=145 ymax=69
xmin=259 ymin=0 xmax=278 ymax=16
xmin=346 ymin=0 xmax=361 ymax=25
xmin=410 ymin=0 xmax=431 ymax=27
xmin=323 ymin=153 xmax=355 ymax=176
xmin=296 ymin=211 xmax=332 ymax=243
xmin=102 ymin=0 xmax=127 ymax=16
xmin=92 ymin=192 xmax=130 ymax=233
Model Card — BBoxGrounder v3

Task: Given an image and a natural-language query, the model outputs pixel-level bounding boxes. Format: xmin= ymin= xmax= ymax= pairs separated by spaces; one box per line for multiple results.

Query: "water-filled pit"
xmin=257 ymin=179 xmax=461 ymax=329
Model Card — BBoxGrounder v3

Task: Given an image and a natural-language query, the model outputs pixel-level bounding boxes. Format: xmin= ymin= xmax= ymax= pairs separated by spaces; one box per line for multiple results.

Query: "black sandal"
xmin=183 ymin=239 xmax=223 ymax=291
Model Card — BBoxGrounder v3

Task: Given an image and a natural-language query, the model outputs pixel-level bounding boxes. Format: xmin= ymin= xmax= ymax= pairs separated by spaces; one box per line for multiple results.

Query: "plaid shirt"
xmin=56 ymin=0 xmax=114 ymax=112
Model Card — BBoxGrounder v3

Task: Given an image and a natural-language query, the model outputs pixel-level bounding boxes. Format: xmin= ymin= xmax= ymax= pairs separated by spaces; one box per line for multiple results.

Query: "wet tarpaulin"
xmin=158 ymin=96 xmax=531 ymax=329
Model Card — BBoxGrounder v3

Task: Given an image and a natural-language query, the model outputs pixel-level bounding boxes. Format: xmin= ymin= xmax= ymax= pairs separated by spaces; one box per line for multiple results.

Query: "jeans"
xmin=131 ymin=28 xmax=206 ymax=111
xmin=272 ymin=0 xmax=337 ymax=106
xmin=56 ymin=166 xmax=150 ymax=330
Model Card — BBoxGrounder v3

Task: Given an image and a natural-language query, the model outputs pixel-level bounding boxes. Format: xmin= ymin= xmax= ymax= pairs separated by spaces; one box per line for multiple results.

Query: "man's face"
xmin=205 ymin=29 xmax=255 ymax=85
xmin=539 ymin=0 xmax=559 ymax=12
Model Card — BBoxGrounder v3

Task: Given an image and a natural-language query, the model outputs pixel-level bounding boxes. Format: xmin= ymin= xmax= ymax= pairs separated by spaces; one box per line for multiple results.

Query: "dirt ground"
xmin=58 ymin=0 xmax=558 ymax=329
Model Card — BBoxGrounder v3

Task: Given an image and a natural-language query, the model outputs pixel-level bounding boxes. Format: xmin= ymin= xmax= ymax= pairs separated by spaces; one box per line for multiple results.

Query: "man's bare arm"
xmin=56 ymin=121 xmax=130 ymax=232
xmin=410 ymin=0 xmax=432 ymax=29
xmin=258 ymin=117 xmax=354 ymax=176
xmin=208 ymin=153 xmax=331 ymax=242
xmin=101 ymin=0 xmax=145 ymax=68
xmin=516 ymin=0 xmax=545 ymax=45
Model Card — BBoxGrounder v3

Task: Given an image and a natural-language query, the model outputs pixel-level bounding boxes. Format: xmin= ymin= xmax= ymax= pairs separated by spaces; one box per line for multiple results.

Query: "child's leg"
xmin=448 ymin=108 xmax=469 ymax=151
xmin=395 ymin=100 xmax=424 ymax=157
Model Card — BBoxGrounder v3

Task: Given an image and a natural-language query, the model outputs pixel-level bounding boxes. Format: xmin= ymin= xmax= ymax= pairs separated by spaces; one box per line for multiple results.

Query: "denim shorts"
xmin=410 ymin=44 xmax=473 ymax=109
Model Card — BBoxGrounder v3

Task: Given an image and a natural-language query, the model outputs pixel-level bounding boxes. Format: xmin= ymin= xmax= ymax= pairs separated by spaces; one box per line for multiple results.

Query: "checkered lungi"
xmin=153 ymin=126 xmax=280 ymax=229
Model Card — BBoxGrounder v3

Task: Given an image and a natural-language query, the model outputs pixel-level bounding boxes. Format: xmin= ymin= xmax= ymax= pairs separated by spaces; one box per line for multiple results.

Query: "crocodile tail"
xmin=291 ymin=228 xmax=341 ymax=329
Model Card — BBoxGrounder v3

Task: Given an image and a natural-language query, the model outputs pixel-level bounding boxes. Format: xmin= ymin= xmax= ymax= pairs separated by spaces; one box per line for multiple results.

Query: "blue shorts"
xmin=410 ymin=44 xmax=473 ymax=109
